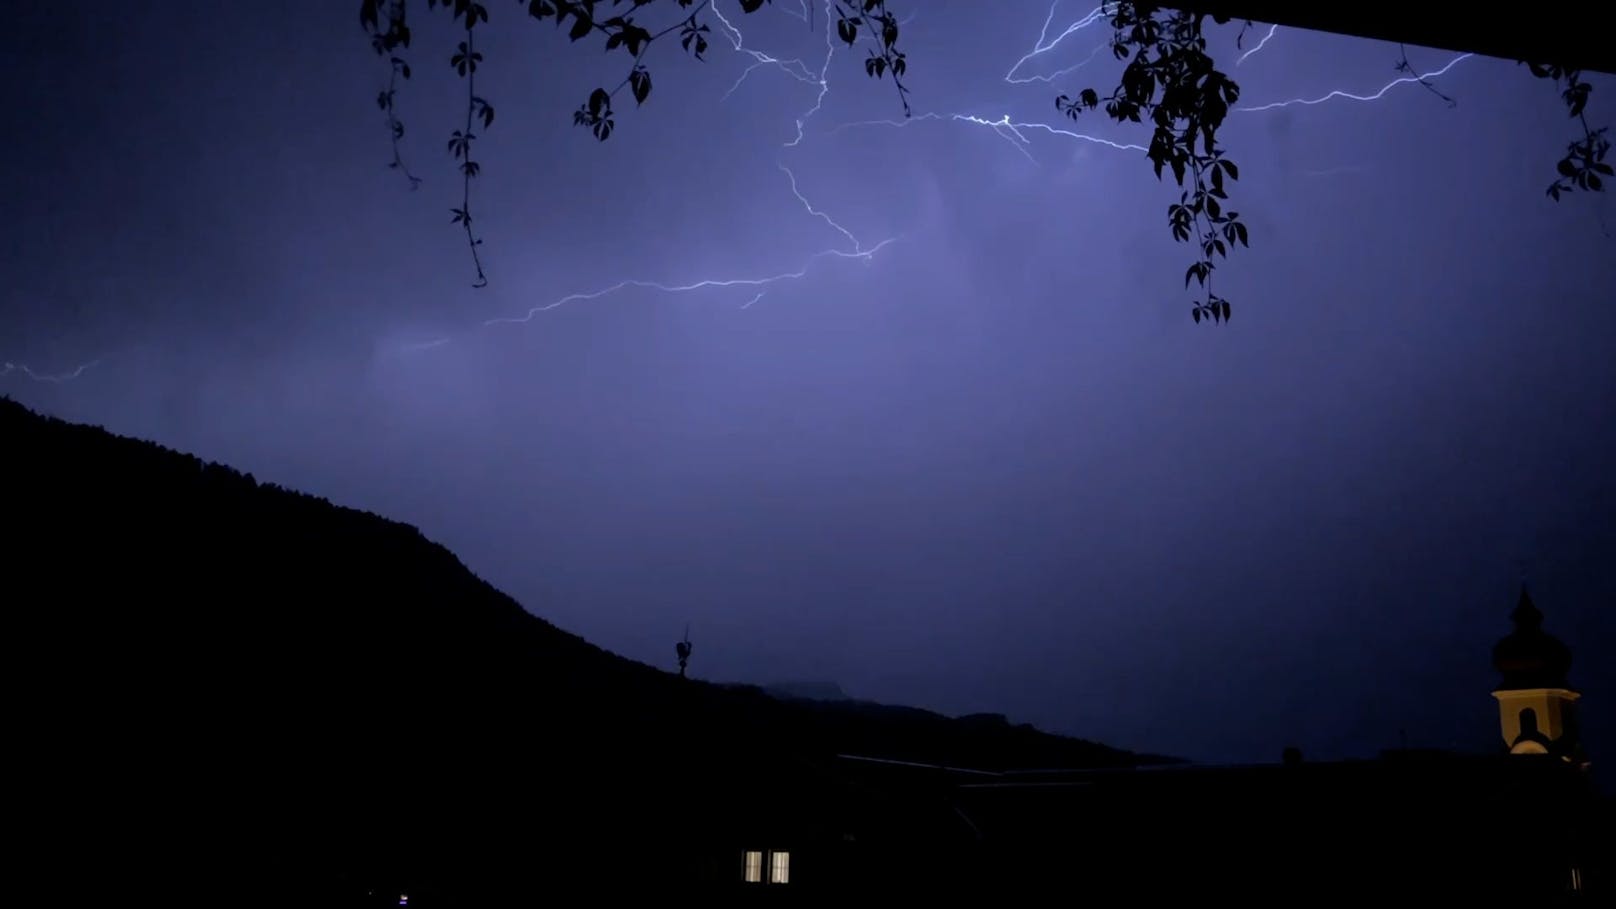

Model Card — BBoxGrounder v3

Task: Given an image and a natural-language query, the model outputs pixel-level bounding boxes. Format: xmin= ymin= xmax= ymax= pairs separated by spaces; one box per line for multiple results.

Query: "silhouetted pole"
xmin=675 ymin=624 xmax=692 ymax=679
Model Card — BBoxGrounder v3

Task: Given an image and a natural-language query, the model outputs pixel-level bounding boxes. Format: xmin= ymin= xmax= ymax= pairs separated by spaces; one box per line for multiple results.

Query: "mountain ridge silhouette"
xmin=3 ymin=396 xmax=1169 ymax=899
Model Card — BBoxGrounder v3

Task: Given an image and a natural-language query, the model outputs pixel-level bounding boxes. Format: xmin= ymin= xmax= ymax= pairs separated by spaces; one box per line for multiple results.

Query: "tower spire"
xmin=1491 ymin=582 xmax=1581 ymax=760
xmin=1510 ymin=582 xmax=1543 ymax=630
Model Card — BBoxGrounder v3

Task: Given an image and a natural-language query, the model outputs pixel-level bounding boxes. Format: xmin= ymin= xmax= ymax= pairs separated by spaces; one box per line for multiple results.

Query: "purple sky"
xmin=4 ymin=1 xmax=1613 ymax=765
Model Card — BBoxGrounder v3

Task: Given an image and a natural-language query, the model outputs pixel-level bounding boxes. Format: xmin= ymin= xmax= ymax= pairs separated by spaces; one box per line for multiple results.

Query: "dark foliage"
xmin=360 ymin=0 xmax=909 ymax=287
xmin=1059 ymin=4 xmax=1245 ymax=324
xmin=356 ymin=2 xmax=1606 ymax=317
xmin=2 ymin=397 xmax=1159 ymax=901
xmin=1523 ymin=62 xmax=1612 ymax=200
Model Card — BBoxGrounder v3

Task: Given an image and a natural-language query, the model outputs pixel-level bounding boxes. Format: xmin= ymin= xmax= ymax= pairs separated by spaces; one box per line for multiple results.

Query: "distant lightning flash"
xmin=398 ymin=338 xmax=450 ymax=353
xmin=484 ymin=240 xmax=898 ymax=325
xmin=830 ymin=111 xmax=1146 ymax=162
xmin=2 ymin=360 xmax=99 ymax=384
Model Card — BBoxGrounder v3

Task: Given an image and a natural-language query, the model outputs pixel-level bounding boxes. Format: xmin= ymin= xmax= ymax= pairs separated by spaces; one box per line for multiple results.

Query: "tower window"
xmin=743 ymin=851 xmax=762 ymax=883
xmin=769 ymin=850 xmax=791 ymax=884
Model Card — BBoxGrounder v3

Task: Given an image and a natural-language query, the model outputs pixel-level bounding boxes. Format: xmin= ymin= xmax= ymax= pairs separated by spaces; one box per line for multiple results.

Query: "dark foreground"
xmin=4 ymin=397 xmax=1608 ymax=902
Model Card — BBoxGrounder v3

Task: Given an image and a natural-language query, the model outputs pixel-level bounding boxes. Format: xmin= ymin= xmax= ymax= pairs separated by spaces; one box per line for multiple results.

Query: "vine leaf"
xmin=629 ymin=67 xmax=652 ymax=106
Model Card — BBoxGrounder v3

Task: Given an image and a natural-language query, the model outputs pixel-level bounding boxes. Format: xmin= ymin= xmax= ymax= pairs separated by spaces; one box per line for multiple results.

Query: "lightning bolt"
xmin=1007 ymin=2 xmax=1473 ymax=118
xmin=1004 ymin=2 xmax=1109 ymax=85
xmin=832 ymin=3 xmax=1481 ymax=203
xmin=450 ymin=0 xmax=899 ymax=337
xmin=830 ymin=111 xmax=1145 ymax=162
xmin=1238 ymin=53 xmax=1474 ymax=112
xmin=713 ymin=2 xmax=821 ymax=104
xmin=779 ymin=161 xmax=867 ymax=252
xmin=2 ymin=359 xmax=100 ymax=384
xmin=808 ymin=2 xmax=1143 ymax=171
xmin=483 ymin=239 xmax=898 ymax=326
xmin=398 ymin=338 xmax=451 ymax=354
xmin=1236 ymin=24 xmax=1279 ymax=66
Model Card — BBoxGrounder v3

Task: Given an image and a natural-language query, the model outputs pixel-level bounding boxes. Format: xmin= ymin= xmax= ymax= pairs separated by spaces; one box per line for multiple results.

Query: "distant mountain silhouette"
xmin=3 ymin=397 xmax=1169 ymax=900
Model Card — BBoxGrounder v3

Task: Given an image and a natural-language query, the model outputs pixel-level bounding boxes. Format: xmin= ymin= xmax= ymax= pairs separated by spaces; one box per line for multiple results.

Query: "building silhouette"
xmin=717 ymin=584 xmax=1607 ymax=900
xmin=6 ymin=398 xmax=1605 ymax=903
xmin=1493 ymin=584 xmax=1584 ymax=761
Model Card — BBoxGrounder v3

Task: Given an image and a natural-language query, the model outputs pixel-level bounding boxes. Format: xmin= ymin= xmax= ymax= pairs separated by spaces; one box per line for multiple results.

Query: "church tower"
xmin=1491 ymin=584 xmax=1582 ymax=760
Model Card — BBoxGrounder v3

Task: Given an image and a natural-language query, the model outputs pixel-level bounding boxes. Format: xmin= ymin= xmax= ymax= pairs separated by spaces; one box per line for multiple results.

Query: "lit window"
xmin=769 ymin=850 xmax=791 ymax=884
xmin=743 ymin=851 xmax=763 ymax=883
xmin=1571 ymin=867 xmax=1582 ymax=892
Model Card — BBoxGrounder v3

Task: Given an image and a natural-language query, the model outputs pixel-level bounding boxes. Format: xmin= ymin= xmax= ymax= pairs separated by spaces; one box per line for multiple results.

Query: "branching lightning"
xmin=392 ymin=0 xmax=902 ymax=350
xmin=14 ymin=1 xmax=1504 ymax=377
xmin=713 ymin=3 xmax=820 ymax=104
xmin=1004 ymin=2 xmax=1108 ymax=85
xmin=1238 ymin=53 xmax=1474 ymax=112
xmin=832 ymin=3 xmax=1483 ymax=200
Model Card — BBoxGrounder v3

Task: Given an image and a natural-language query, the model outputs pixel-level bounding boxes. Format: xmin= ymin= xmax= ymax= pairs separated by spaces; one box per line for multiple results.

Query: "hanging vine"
xmin=359 ymin=0 xmax=910 ymax=287
xmin=1059 ymin=4 xmax=1247 ymax=324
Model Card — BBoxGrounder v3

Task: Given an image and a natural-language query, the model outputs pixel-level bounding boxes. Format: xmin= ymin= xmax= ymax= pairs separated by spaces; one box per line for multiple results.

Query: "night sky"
xmin=4 ymin=1 xmax=1612 ymax=766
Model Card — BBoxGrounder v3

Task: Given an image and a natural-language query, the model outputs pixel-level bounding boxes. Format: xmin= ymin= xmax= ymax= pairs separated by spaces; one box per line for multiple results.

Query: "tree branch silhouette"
xmin=1523 ymin=63 xmax=1612 ymax=200
xmin=370 ymin=0 xmax=422 ymax=189
xmin=1059 ymin=5 xmax=1245 ymax=324
xmin=1396 ymin=44 xmax=1458 ymax=108
xmin=358 ymin=0 xmax=1605 ymax=313
xmin=449 ymin=12 xmax=489 ymax=287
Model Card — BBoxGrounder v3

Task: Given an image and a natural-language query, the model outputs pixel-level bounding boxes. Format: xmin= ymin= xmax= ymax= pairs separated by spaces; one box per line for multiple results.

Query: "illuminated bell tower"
xmin=1491 ymin=584 xmax=1581 ymax=760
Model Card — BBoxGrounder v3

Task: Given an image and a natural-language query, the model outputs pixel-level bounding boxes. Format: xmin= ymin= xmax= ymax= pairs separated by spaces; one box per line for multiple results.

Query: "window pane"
xmin=744 ymin=851 xmax=762 ymax=883
xmin=769 ymin=850 xmax=790 ymax=884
